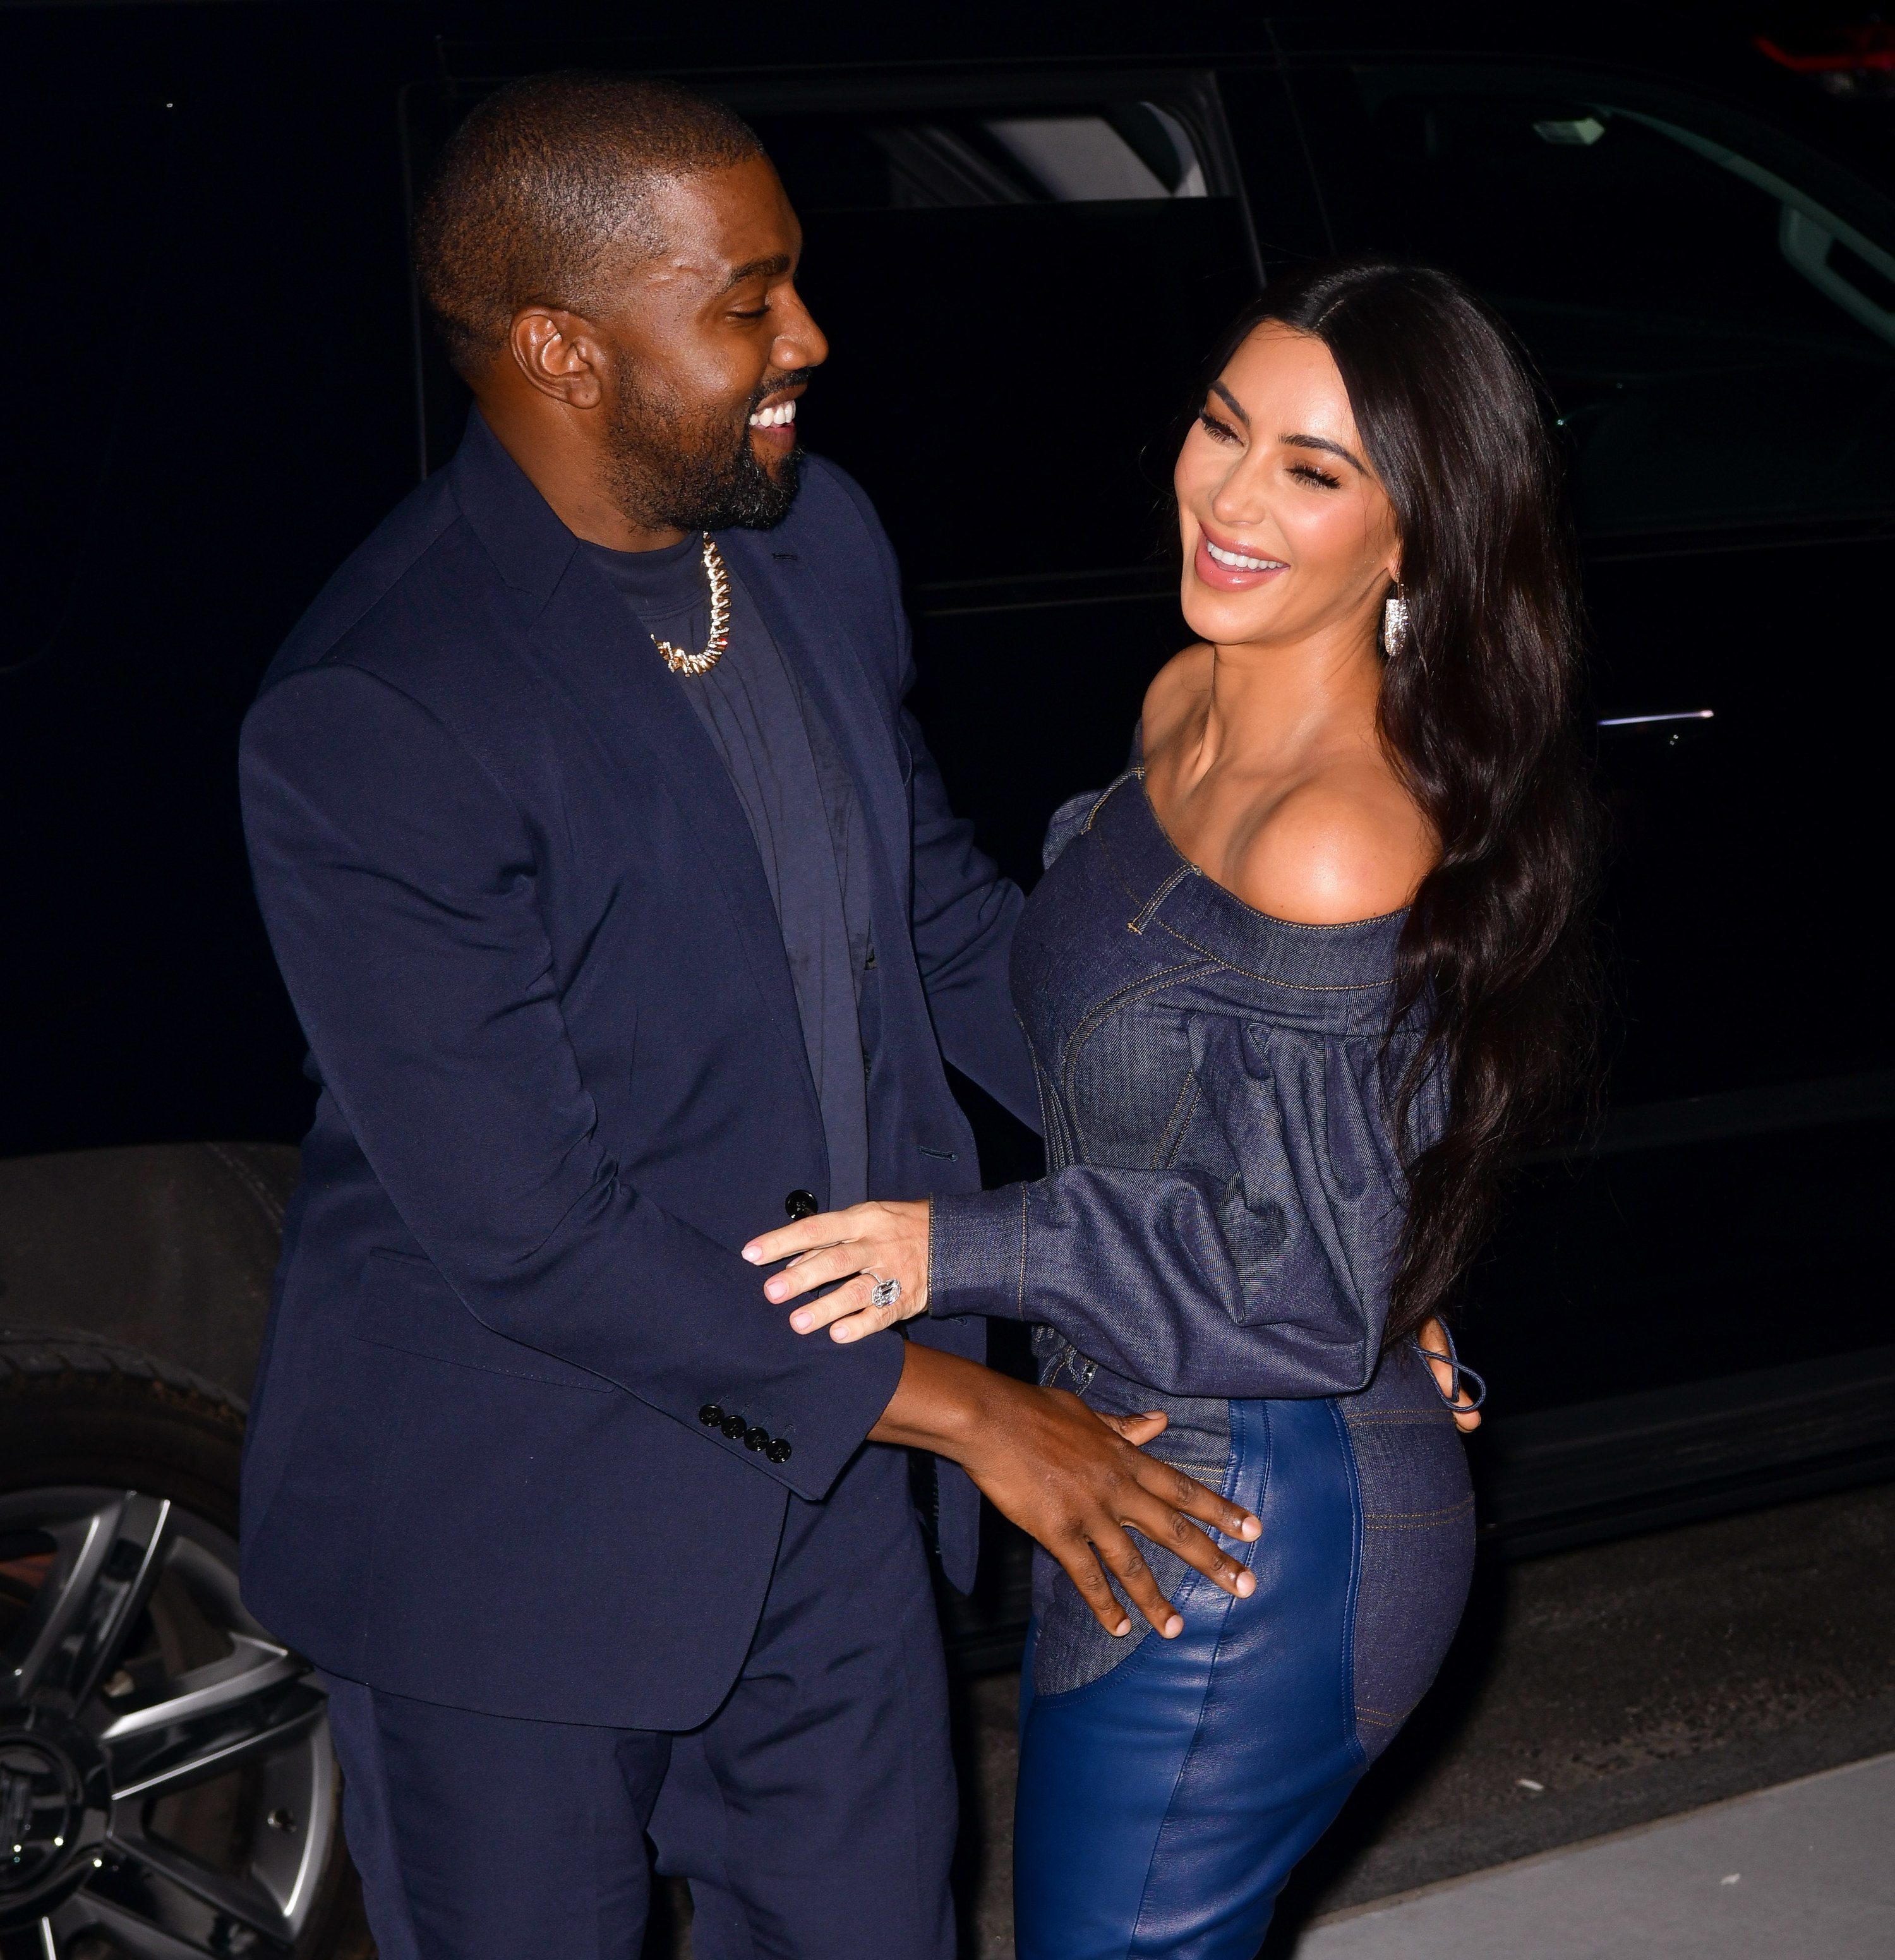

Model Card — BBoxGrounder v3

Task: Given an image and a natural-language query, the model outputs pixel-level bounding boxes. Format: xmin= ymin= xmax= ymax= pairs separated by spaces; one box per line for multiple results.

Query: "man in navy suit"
xmin=240 ymin=73 xmax=1251 ymax=1960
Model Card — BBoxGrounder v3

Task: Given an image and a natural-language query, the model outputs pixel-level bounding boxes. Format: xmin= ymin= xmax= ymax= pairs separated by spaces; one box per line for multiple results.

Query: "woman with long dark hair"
xmin=749 ymin=258 xmax=1599 ymax=1956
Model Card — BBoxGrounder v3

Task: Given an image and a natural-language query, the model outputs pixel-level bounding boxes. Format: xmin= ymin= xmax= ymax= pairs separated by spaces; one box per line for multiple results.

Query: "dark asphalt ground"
xmin=942 ymin=1477 xmax=1895 ymax=1960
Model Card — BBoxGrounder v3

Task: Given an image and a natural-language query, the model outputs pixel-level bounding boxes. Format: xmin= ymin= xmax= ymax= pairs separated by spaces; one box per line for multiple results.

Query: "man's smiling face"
xmin=586 ymin=155 xmax=829 ymax=531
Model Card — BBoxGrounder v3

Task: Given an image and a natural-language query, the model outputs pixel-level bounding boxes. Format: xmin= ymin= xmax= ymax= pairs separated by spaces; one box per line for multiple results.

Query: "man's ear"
xmin=507 ymin=306 xmax=608 ymax=410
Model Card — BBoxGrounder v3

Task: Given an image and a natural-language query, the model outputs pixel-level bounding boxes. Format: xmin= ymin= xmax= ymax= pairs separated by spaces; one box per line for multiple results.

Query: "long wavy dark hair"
xmin=1175 ymin=259 xmax=1603 ymax=1342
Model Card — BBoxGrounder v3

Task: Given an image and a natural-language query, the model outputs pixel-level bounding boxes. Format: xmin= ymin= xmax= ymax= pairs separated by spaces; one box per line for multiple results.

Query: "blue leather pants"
xmin=1013 ymin=1397 xmax=1371 ymax=1960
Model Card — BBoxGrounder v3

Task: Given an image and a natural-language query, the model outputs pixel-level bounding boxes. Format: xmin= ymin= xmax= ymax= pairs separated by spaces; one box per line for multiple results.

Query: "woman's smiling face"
xmin=1174 ymin=322 xmax=1401 ymax=654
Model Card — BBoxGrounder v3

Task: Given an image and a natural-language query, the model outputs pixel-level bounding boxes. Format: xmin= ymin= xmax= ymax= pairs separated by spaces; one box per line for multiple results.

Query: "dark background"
xmin=2 ymin=0 xmax=1892 ymax=1434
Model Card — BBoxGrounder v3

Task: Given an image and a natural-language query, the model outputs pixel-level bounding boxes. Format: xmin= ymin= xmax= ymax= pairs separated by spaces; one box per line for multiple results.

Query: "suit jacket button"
xmin=721 ymin=1413 xmax=748 ymax=1440
xmin=785 ymin=1190 xmax=818 ymax=1220
xmin=699 ymin=1404 xmax=724 ymax=1428
xmin=766 ymin=1438 xmax=792 ymax=1464
xmin=743 ymin=1426 xmax=769 ymax=1451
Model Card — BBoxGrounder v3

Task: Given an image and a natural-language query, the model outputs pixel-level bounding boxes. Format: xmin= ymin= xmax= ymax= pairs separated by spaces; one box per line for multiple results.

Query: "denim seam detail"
xmin=1090 ymin=792 xmax=1167 ymax=917
xmin=1151 ymin=1069 xmax=1201 ymax=1170
xmin=1016 ymin=1184 xmax=1028 ymax=1320
xmin=1065 ymin=959 xmax=1213 ymax=1055
xmin=1160 ymin=1081 xmax=1201 ymax=1169
xmin=1153 ymin=923 xmax=1397 ymax=992
xmin=1126 ymin=862 xmax=1198 ymax=935
xmin=1081 ymin=769 xmax=1141 ymax=836
xmin=1363 ymin=1503 xmax=1476 ymax=1530
xmin=1330 ymin=1397 xmax=1370 ymax=1770
xmin=1059 ymin=963 xmax=1217 ymax=1158
xmin=1023 ymin=1022 xmax=1071 ymax=1172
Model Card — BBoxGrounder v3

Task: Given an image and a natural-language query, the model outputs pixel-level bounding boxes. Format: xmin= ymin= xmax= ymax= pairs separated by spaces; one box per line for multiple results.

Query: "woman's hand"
xmin=1419 ymin=1315 xmax=1482 ymax=1432
xmin=743 ymin=1199 xmax=931 ymax=1342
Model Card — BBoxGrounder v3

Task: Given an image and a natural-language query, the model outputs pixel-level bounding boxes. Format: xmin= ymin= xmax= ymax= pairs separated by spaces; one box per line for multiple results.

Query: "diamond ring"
xmin=865 ymin=1272 xmax=903 ymax=1309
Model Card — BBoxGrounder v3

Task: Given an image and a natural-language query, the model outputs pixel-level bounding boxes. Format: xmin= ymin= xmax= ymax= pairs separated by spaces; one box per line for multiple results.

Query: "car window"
xmin=753 ymin=102 xmax=1210 ymax=208
xmin=0 ymin=99 xmax=172 ymax=669
xmin=738 ymin=92 xmax=1256 ymax=589
xmin=1290 ymin=72 xmax=1895 ymax=540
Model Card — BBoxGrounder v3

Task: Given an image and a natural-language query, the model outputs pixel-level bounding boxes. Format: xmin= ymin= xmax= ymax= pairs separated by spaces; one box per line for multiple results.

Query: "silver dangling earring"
xmin=1381 ymin=586 xmax=1410 ymax=658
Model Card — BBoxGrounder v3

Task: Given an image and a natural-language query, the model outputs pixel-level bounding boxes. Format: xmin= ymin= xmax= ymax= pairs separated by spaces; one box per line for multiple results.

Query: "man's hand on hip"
xmin=866 ymin=1344 xmax=1261 ymax=1644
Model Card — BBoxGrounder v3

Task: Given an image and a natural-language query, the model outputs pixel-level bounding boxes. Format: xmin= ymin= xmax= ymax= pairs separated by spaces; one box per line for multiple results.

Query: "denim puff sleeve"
xmin=929 ymin=1012 xmax=1442 ymax=1400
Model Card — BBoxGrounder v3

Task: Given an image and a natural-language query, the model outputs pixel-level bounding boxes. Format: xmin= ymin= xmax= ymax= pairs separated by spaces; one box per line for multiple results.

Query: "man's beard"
xmin=603 ymin=368 xmax=812 ymax=533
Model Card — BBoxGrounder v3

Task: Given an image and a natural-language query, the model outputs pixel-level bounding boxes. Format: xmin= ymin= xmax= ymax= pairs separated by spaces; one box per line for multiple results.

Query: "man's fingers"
xmin=1118 ymin=1487 xmax=1256 ymax=1600
xmin=1045 ymin=1527 xmax=1179 ymax=1642
xmin=1097 ymin=1410 xmax=1168 ymax=1447
xmin=1143 ymin=1459 xmax=1259 ymax=1544
xmin=1083 ymin=1414 xmax=1253 ymax=1601
xmin=1092 ymin=1523 xmax=1185 ymax=1637
xmin=1046 ymin=1540 xmax=1133 ymax=1640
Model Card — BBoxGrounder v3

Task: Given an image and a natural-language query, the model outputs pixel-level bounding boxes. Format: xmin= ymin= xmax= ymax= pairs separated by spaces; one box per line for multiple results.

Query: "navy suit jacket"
xmin=239 ymin=412 xmax=1036 ymax=1728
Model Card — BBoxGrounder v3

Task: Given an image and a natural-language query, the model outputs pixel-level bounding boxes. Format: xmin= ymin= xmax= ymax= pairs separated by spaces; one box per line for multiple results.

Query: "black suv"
xmin=3 ymin=8 xmax=1892 ymax=1956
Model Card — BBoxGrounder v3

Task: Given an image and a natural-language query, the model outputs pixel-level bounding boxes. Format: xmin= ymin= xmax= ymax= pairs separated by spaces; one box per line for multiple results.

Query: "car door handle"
xmin=1599 ymin=709 xmax=1715 ymax=747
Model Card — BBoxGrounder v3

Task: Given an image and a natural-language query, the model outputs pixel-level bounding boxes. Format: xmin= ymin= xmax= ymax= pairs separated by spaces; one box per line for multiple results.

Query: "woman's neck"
xmin=1179 ymin=623 xmax=1385 ymax=791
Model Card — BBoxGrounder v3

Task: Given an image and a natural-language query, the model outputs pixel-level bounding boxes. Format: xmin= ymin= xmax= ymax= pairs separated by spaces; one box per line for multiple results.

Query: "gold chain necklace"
xmin=650 ymin=533 xmax=731 ymax=676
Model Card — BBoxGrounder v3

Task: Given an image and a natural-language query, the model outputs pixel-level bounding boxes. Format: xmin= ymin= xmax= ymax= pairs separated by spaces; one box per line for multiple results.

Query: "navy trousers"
xmin=322 ymin=1443 xmax=955 ymax=1960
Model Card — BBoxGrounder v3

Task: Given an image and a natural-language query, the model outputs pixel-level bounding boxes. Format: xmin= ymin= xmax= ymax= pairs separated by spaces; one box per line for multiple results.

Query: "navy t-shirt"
xmin=582 ymin=531 xmax=871 ymax=1210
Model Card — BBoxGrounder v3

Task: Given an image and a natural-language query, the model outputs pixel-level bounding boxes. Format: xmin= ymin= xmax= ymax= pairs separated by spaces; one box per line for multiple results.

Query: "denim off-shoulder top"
xmin=929 ymin=754 xmax=1469 ymax=1701
xmin=928 ymin=759 xmax=1448 ymax=1460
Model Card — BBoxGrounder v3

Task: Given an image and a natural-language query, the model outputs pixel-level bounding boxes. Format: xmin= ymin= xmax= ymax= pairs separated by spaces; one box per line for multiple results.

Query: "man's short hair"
xmin=413 ymin=71 xmax=765 ymax=376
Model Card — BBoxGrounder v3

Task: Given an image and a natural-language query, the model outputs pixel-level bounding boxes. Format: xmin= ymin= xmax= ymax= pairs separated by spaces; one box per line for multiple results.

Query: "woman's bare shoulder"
xmin=1234 ymin=758 xmax=1435 ymax=925
xmin=1140 ymin=644 xmax=1213 ymax=764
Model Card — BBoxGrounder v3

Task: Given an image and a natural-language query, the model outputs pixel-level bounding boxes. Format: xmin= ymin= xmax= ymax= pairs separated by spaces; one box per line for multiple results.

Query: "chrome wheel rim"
xmin=0 ymin=1488 xmax=334 ymax=1957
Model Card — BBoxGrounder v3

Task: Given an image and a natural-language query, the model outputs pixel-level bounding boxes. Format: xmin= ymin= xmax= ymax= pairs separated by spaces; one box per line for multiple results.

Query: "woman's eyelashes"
xmin=1198 ymin=414 xmax=1342 ymax=491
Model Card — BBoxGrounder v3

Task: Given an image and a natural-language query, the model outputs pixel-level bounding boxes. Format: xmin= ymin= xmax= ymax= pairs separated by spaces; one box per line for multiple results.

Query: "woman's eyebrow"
xmin=1281 ymin=431 xmax=1368 ymax=476
xmin=1210 ymin=382 xmax=1368 ymax=476
xmin=1209 ymin=380 xmax=1250 ymax=425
